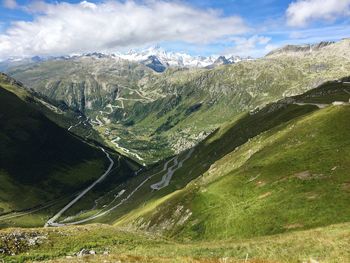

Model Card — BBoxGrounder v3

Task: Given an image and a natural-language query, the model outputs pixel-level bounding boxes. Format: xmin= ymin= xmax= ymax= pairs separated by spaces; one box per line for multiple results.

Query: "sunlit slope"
xmin=69 ymin=98 xmax=318 ymax=226
xmin=115 ymin=86 xmax=350 ymax=240
xmin=1 ymin=222 xmax=350 ymax=262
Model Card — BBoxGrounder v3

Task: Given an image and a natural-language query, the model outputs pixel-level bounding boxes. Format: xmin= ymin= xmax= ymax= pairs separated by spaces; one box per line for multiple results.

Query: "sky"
xmin=0 ymin=0 xmax=349 ymax=59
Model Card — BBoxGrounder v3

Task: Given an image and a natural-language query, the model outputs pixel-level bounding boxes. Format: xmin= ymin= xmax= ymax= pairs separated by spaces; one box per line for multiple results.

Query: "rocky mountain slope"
xmin=5 ymin=39 xmax=350 ymax=165
xmin=0 ymin=46 xmax=245 ymax=73
xmin=116 ymin=46 xmax=245 ymax=69
xmin=266 ymin=40 xmax=336 ymax=56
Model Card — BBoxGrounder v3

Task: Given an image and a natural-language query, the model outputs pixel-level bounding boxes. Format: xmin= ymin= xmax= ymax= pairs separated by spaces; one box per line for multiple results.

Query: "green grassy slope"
xmin=21 ymin=79 xmax=347 ymax=230
xmin=113 ymin=83 xmax=350 ymax=241
xmin=0 ymin=72 xmax=105 ymax=144
xmin=63 ymin=101 xmax=303 ymax=225
xmin=1 ymin=221 xmax=350 ymax=262
xmin=66 ymin=99 xmax=318 ymax=226
xmin=0 ymin=77 xmax=349 ymax=263
xmin=71 ymin=79 xmax=349 ymax=225
xmin=0 ymin=75 xmax=137 ymax=227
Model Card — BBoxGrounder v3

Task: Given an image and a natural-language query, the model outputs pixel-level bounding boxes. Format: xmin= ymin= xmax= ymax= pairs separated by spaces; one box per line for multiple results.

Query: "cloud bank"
xmin=287 ymin=0 xmax=350 ymax=27
xmin=3 ymin=0 xmax=17 ymax=9
xmin=224 ymin=35 xmax=272 ymax=57
xmin=0 ymin=0 xmax=247 ymax=58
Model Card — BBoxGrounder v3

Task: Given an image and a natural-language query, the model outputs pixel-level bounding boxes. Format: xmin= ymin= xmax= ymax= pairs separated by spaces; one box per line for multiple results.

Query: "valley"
xmin=5 ymin=39 xmax=350 ymax=166
xmin=1 ymin=39 xmax=350 ymax=262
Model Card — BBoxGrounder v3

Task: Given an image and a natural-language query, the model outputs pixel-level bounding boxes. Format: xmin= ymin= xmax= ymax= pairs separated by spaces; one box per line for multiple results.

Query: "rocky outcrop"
xmin=141 ymin=55 xmax=167 ymax=73
xmin=0 ymin=231 xmax=47 ymax=256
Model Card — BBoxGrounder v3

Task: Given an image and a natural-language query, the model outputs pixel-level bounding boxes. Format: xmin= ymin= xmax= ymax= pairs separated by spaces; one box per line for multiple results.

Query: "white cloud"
xmin=0 ymin=0 xmax=248 ymax=59
xmin=3 ymin=0 xmax=17 ymax=9
xmin=224 ymin=35 xmax=272 ymax=57
xmin=286 ymin=0 xmax=350 ymax=27
xmin=264 ymin=43 xmax=279 ymax=53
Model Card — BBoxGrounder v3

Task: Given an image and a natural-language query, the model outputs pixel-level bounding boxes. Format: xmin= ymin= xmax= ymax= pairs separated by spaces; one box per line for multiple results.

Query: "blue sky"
xmin=0 ymin=0 xmax=349 ymax=59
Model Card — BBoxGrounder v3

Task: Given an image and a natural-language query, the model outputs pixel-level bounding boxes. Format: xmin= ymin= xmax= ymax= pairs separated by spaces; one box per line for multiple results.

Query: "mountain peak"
xmin=214 ymin=56 xmax=231 ymax=65
xmin=141 ymin=55 xmax=167 ymax=73
xmin=116 ymin=47 xmax=248 ymax=71
xmin=0 ymin=47 xmax=248 ymax=72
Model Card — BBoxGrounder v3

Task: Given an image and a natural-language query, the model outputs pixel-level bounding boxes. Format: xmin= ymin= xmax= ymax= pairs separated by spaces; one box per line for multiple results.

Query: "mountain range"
xmin=0 ymin=39 xmax=350 ymax=262
xmin=0 ymin=46 xmax=250 ymax=73
xmin=117 ymin=46 xmax=247 ymax=70
xmin=4 ymin=39 xmax=350 ymax=164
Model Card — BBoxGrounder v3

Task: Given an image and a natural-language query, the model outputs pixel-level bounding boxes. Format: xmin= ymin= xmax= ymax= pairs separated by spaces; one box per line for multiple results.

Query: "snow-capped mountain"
xmin=0 ymin=46 xmax=251 ymax=73
xmin=141 ymin=55 xmax=167 ymax=73
xmin=116 ymin=46 xmax=247 ymax=69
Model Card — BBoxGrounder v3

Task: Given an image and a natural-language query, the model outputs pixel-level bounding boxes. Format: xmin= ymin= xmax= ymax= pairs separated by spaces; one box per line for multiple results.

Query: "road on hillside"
xmin=50 ymin=148 xmax=194 ymax=226
xmin=45 ymin=147 xmax=114 ymax=227
xmin=151 ymin=148 xmax=194 ymax=190
xmin=294 ymin=102 xmax=329 ymax=109
xmin=0 ymin=193 xmax=77 ymax=221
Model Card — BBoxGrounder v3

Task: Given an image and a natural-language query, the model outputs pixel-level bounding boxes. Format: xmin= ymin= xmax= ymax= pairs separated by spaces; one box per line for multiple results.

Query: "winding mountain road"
xmin=151 ymin=148 xmax=194 ymax=190
xmin=0 ymin=193 xmax=77 ymax=222
xmin=111 ymin=137 xmax=145 ymax=164
xmin=294 ymin=102 xmax=328 ymax=109
xmin=68 ymin=120 xmax=83 ymax=131
xmin=50 ymin=148 xmax=194 ymax=226
xmin=45 ymin=147 xmax=114 ymax=227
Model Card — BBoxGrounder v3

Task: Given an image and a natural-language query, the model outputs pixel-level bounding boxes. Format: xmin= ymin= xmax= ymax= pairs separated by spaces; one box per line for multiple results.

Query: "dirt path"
xmin=111 ymin=137 xmax=145 ymax=164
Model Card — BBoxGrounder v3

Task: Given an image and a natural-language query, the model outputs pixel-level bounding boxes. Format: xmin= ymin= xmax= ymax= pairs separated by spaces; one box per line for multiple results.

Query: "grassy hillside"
xmin=2 ymin=75 xmax=347 ymax=234
xmin=0 ymin=74 xmax=137 ymax=227
xmin=113 ymin=82 xmax=350 ymax=241
xmin=0 ymin=72 xmax=105 ymax=144
xmin=0 ymin=75 xmax=349 ymax=262
xmin=57 ymin=97 xmax=319 ymax=226
xmin=59 ymin=80 xmax=349 ymax=227
xmin=1 ymin=221 xmax=350 ymax=262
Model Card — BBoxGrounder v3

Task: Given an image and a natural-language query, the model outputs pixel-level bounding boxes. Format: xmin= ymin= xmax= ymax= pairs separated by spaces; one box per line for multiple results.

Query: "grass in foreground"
xmin=0 ymin=222 xmax=350 ymax=262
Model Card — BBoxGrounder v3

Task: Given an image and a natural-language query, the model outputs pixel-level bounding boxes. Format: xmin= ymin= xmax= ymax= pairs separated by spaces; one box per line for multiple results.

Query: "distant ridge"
xmin=0 ymin=46 xmax=252 ymax=72
xmin=266 ymin=41 xmax=335 ymax=56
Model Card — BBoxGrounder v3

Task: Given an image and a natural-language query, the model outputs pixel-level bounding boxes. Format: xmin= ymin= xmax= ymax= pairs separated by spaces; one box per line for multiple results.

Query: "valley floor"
xmin=1 ymin=73 xmax=350 ymax=263
xmin=1 ymin=222 xmax=350 ymax=262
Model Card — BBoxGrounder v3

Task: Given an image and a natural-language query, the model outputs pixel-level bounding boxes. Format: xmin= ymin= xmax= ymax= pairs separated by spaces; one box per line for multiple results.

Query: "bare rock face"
xmin=5 ymin=38 xmax=350 ymax=163
xmin=266 ymin=41 xmax=335 ymax=56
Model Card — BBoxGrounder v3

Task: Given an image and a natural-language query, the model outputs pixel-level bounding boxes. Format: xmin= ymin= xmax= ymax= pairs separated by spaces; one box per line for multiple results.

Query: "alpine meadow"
xmin=0 ymin=0 xmax=350 ymax=262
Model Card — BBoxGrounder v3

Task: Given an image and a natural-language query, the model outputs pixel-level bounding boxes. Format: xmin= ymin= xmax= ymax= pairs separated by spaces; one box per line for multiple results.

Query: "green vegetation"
xmin=110 ymin=82 xmax=350 ymax=242
xmin=1 ymin=222 xmax=350 ymax=262
xmin=0 ymin=74 xmax=137 ymax=228
xmin=6 ymin=39 xmax=350 ymax=163
xmin=1 ymin=42 xmax=350 ymax=262
xmin=58 ymin=81 xmax=350 ymax=229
